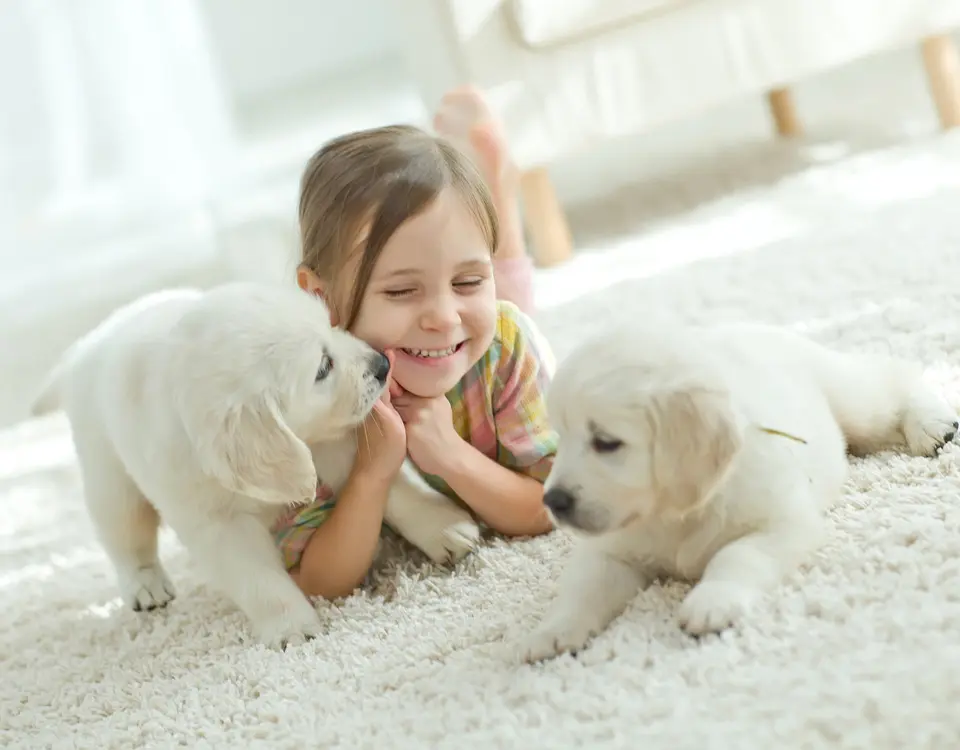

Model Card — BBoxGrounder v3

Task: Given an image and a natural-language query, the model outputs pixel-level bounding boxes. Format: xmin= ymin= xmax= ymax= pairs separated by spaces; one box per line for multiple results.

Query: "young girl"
xmin=272 ymin=92 xmax=558 ymax=599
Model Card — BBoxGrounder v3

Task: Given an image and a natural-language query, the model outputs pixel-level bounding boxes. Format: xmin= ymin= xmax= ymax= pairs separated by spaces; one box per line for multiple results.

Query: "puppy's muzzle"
xmin=369 ymin=352 xmax=390 ymax=384
xmin=544 ymin=487 xmax=577 ymax=522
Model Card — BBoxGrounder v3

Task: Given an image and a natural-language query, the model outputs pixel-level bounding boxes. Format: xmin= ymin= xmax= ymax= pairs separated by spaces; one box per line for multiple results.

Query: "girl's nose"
xmin=420 ymin=293 xmax=461 ymax=331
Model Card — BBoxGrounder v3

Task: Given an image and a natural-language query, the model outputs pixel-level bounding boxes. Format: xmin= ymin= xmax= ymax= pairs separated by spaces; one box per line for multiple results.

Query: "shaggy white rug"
xmin=5 ymin=132 xmax=960 ymax=749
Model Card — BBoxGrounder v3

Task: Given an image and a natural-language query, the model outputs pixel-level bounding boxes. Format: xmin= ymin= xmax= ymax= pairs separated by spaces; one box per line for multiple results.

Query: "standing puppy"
xmin=33 ymin=283 xmax=479 ymax=648
xmin=518 ymin=321 xmax=957 ymax=661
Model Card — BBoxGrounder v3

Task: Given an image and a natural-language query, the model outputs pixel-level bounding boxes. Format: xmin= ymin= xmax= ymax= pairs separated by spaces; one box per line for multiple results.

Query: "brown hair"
xmin=298 ymin=124 xmax=499 ymax=330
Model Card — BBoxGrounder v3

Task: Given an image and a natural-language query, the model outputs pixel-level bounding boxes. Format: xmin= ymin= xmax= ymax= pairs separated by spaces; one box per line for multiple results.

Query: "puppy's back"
xmin=32 ymin=289 xmax=203 ymax=417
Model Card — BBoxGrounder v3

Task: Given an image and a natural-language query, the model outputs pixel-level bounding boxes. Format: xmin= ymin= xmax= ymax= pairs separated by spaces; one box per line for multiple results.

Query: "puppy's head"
xmin=172 ymin=282 xmax=388 ymax=506
xmin=543 ymin=322 xmax=744 ymax=535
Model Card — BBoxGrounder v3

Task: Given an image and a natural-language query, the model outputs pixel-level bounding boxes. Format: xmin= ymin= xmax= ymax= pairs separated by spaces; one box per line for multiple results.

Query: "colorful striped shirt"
xmin=271 ymin=300 xmax=558 ymax=569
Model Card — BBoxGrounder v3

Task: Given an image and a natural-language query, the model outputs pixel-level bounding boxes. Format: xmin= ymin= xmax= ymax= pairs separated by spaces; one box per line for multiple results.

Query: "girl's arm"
xmin=390 ymin=391 xmax=556 ymax=538
xmin=290 ymin=468 xmax=391 ymax=599
xmin=467 ymin=302 xmax=559 ymax=537
xmin=439 ymin=441 xmax=553 ymax=537
xmin=393 ymin=305 xmax=558 ymax=539
xmin=290 ymin=391 xmax=407 ymax=599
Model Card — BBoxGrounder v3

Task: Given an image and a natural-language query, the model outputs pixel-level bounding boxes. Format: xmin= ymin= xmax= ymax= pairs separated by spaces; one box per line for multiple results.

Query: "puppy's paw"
xmin=678 ymin=581 xmax=756 ymax=636
xmin=253 ymin=607 xmax=324 ymax=650
xmin=406 ymin=507 xmax=481 ymax=565
xmin=119 ymin=564 xmax=175 ymax=612
xmin=515 ymin=618 xmax=597 ymax=663
xmin=439 ymin=519 xmax=482 ymax=563
xmin=903 ymin=387 xmax=958 ymax=456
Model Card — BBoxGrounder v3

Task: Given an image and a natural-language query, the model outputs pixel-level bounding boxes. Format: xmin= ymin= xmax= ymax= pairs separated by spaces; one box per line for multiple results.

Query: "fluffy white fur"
xmin=518 ymin=320 xmax=958 ymax=662
xmin=32 ymin=282 xmax=480 ymax=648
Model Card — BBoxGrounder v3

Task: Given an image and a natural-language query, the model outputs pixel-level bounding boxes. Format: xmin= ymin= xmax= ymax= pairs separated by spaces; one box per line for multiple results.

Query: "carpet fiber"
xmin=5 ymin=133 xmax=960 ymax=749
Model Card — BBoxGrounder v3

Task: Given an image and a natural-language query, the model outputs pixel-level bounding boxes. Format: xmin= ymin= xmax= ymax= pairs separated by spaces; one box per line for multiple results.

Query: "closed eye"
xmin=316 ymin=353 xmax=333 ymax=381
xmin=591 ymin=435 xmax=623 ymax=454
xmin=454 ymin=278 xmax=485 ymax=291
xmin=384 ymin=288 xmax=415 ymax=299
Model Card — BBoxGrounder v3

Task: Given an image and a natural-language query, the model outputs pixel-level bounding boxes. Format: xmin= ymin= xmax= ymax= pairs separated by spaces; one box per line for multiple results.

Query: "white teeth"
xmin=402 ymin=344 xmax=458 ymax=358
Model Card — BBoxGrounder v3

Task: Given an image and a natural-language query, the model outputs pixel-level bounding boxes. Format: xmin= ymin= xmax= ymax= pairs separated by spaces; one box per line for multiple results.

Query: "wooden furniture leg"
xmin=766 ymin=87 xmax=802 ymax=137
xmin=519 ymin=167 xmax=574 ymax=267
xmin=921 ymin=34 xmax=960 ymax=129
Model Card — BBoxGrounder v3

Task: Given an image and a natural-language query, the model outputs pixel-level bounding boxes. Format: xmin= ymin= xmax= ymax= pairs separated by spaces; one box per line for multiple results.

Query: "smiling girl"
xmin=272 ymin=93 xmax=558 ymax=599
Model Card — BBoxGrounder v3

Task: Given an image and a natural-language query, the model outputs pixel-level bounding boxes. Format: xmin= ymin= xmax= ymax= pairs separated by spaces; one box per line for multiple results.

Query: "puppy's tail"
xmin=30 ymin=340 xmax=83 ymax=417
xmin=30 ymin=360 xmax=66 ymax=417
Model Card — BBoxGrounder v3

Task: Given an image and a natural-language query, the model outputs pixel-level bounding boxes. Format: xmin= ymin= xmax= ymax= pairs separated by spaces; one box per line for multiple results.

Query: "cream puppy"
xmin=33 ymin=283 xmax=479 ymax=648
xmin=518 ymin=320 xmax=957 ymax=661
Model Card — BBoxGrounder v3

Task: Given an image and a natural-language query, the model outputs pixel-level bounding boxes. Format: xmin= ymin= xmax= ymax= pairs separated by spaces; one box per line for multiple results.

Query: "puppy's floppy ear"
xmin=179 ymin=392 xmax=318 ymax=506
xmin=648 ymin=386 xmax=743 ymax=518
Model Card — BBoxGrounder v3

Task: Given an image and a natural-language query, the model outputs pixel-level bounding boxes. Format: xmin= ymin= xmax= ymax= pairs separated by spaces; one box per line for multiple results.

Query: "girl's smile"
xmin=396 ymin=340 xmax=469 ymax=370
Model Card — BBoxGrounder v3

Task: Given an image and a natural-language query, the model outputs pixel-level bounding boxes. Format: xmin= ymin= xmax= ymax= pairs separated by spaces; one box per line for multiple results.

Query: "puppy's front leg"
xmin=172 ymin=511 xmax=322 ymax=648
xmin=678 ymin=519 xmax=820 ymax=636
xmin=517 ymin=541 xmax=647 ymax=663
xmin=384 ymin=461 xmax=481 ymax=565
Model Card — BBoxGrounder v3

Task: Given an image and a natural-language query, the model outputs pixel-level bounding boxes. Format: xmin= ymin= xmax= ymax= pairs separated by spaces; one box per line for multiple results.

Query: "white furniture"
xmin=397 ymin=0 xmax=960 ymax=266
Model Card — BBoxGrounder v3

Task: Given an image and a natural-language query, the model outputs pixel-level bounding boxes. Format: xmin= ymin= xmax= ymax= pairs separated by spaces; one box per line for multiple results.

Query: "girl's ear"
xmin=297 ymin=265 xmax=324 ymax=296
xmin=297 ymin=266 xmax=339 ymax=325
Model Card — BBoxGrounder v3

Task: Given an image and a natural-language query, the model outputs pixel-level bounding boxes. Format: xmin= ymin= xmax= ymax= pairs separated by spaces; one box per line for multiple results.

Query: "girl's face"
xmin=303 ymin=187 xmax=498 ymax=398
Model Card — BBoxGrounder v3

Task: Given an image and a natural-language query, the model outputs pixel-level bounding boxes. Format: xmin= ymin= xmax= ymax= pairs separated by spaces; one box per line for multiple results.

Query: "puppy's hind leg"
xmin=814 ymin=349 xmax=957 ymax=457
xmin=76 ymin=444 xmax=175 ymax=611
xmin=900 ymin=378 xmax=959 ymax=457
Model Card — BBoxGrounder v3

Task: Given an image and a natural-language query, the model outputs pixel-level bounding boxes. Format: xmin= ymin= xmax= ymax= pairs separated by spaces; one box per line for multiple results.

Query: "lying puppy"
xmin=518 ymin=320 xmax=957 ymax=661
xmin=32 ymin=283 xmax=480 ymax=647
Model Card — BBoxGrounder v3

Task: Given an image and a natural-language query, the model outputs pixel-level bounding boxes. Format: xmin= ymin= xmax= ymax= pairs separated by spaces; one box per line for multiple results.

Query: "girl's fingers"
xmin=389 ymin=376 xmax=404 ymax=400
xmin=373 ymin=399 xmax=398 ymax=418
xmin=392 ymin=404 xmax=413 ymax=424
xmin=373 ymin=400 xmax=406 ymax=433
xmin=392 ymin=395 xmax=425 ymax=410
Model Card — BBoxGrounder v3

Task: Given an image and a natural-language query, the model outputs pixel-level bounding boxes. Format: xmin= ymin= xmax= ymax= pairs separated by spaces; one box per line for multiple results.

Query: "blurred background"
xmin=4 ymin=0 xmax=960 ymax=429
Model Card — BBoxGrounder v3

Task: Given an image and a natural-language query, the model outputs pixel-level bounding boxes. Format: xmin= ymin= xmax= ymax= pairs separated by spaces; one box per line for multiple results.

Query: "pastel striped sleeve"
xmin=270 ymin=483 xmax=337 ymax=570
xmin=491 ymin=302 xmax=559 ymax=482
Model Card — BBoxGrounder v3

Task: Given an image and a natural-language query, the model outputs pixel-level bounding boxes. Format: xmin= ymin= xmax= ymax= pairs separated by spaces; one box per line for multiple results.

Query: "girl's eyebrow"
xmin=378 ymin=267 xmax=422 ymax=280
xmin=378 ymin=257 xmax=491 ymax=280
xmin=456 ymin=257 xmax=493 ymax=271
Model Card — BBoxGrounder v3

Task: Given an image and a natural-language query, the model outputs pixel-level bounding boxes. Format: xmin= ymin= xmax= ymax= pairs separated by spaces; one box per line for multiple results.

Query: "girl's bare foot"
xmin=433 ymin=86 xmax=526 ymax=262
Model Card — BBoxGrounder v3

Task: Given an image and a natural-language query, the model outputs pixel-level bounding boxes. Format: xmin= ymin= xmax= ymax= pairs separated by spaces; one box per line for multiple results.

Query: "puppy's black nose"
xmin=370 ymin=352 xmax=390 ymax=384
xmin=544 ymin=487 xmax=576 ymax=517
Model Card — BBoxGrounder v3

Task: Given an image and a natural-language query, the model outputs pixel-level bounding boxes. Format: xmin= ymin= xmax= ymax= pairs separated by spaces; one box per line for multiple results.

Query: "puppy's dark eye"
xmin=591 ymin=436 xmax=623 ymax=454
xmin=316 ymin=354 xmax=333 ymax=382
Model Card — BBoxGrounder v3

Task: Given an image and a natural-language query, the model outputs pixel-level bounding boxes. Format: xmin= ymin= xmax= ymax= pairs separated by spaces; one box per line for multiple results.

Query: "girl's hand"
xmin=353 ymin=351 xmax=406 ymax=484
xmin=392 ymin=393 xmax=462 ymax=477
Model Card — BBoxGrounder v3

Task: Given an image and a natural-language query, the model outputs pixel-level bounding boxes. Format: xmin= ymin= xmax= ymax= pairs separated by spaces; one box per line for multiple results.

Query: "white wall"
xmin=0 ymin=3 xmax=55 ymax=236
xmin=1 ymin=0 xmax=405 ymax=429
xmin=198 ymin=0 xmax=400 ymax=105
